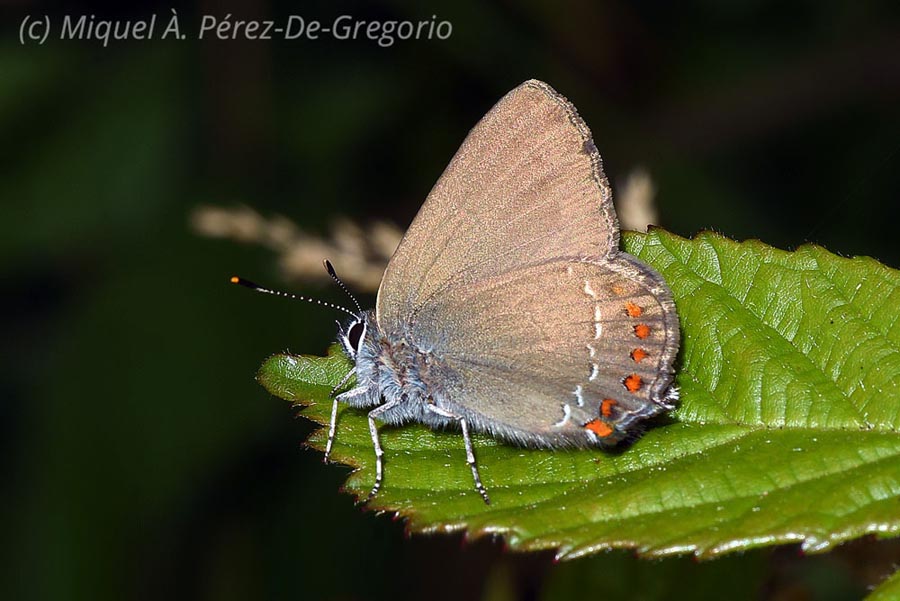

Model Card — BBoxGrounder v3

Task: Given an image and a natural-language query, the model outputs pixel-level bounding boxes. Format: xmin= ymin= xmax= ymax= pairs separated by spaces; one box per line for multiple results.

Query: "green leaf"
xmin=257 ymin=229 xmax=900 ymax=559
xmin=868 ymin=569 xmax=900 ymax=601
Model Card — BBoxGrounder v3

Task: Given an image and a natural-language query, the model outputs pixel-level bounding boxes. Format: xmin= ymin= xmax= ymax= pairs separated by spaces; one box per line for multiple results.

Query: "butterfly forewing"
xmin=377 ymin=80 xmax=619 ymax=332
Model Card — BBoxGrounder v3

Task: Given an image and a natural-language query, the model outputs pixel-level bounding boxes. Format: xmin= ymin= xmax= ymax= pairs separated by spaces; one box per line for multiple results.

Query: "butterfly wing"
xmin=417 ymin=257 xmax=680 ymax=447
xmin=376 ymin=80 xmax=619 ymax=332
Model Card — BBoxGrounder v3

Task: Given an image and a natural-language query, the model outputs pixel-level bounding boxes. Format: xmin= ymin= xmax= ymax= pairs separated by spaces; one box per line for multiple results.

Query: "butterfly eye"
xmin=347 ymin=320 xmax=366 ymax=352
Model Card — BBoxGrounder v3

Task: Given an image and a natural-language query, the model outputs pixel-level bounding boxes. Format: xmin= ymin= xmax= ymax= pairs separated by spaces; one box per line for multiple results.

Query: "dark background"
xmin=2 ymin=1 xmax=899 ymax=600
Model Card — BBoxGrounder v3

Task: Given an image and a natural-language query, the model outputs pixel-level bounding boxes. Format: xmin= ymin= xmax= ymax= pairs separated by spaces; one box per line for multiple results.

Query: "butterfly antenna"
xmin=323 ymin=260 xmax=363 ymax=315
xmin=229 ymin=276 xmax=357 ymax=317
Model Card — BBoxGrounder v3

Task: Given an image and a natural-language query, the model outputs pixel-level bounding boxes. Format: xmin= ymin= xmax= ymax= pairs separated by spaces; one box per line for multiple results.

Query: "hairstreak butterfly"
xmin=237 ymin=80 xmax=680 ymax=504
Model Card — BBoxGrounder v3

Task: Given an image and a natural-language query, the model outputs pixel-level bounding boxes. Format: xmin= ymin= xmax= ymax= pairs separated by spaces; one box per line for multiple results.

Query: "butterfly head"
xmin=337 ymin=313 xmax=369 ymax=360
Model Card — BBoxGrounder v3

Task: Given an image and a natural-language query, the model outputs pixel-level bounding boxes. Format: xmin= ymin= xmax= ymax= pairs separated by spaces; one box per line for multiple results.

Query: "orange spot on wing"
xmin=600 ymin=398 xmax=617 ymax=418
xmin=630 ymin=348 xmax=649 ymax=363
xmin=625 ymin=301 xmax=643 ymax=317
xmin=611 ymin=285 xmax=625 ymax=295
xmin=230 ymin=276 xmax=240 ymax=284
xmin=585 ymin=419 xmax=614 ymax=438
xmin=623 ymin=374 xmax=643 ymax=392
xmin=634 ymin=324 xmax=651 ymax=339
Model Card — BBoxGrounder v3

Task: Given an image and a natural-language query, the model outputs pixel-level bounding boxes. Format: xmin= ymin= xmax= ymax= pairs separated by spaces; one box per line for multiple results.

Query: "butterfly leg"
xmin=330 ymin=367 xmax=356 ymax=397
xmin=326 ymin=377 xmax=364 ymax=463
xmin=425 ymin=404 xmax=491 ymax=505
xmin=324 ymin=396 xmax=340 ymax=463
xmin=365 ymin=396 xmax=405 ymax=501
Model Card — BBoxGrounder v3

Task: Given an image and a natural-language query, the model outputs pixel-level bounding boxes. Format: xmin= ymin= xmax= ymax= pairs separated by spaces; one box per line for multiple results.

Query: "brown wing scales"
xmin=377 ymin=80 xmax=618 ymax=332
xmin=417 ymin=258 xmax=679 ymax=447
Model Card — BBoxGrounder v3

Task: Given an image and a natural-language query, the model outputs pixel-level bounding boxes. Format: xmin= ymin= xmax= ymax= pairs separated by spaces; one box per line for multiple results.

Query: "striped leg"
xmin=425 ymin=404 xmax=491 ymax=505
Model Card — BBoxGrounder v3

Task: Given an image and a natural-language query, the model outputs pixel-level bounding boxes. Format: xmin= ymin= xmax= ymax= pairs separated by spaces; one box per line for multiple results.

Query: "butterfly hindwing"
xmin=411 ymin=257 xmax=679 ymax=447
